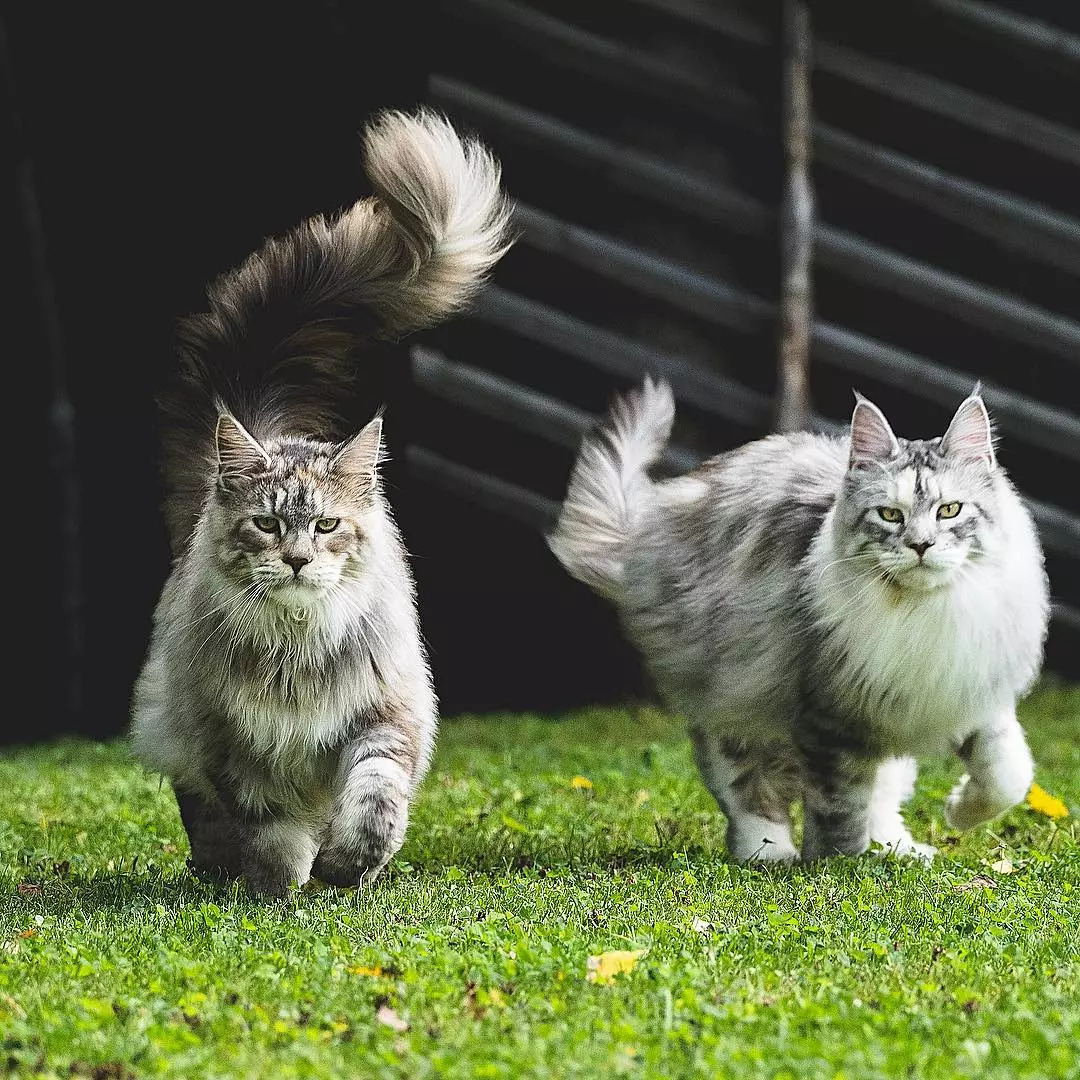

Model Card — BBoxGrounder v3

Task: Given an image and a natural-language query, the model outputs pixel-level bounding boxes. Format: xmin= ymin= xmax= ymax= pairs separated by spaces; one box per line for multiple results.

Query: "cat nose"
xmin=908 ymin=540 xmax=934 ymax=558
xmin=283 ymin=553 xmax=312 ymax=575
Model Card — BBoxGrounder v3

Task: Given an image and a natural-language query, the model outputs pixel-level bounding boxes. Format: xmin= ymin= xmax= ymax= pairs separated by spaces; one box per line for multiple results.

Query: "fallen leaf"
xmin=347 ymin=965 xmax=384 ymax=978
xmin=586 ymin=949 xmax=646 ymax=984
xmin=0 ymin=994 xmax=25 ymax=1019
xmin=16 ymin=882 xmax=41 ymax=896
xmin=17 ymin=929 xmax=37 ymax=940
xmin=990 ymin=858 xmax=1015 ymax=875
xmin=376 ymin=1005 xmax=409 ymax=1032
xmin=634 ymin=789 xmax=651 ymax=807
xmin=691 ymin=918 xmax=713 ymax=934
xmin=570 ymin=775 xmax=593 ymax=790
xmin=954 ymin=874 xmax=996 ymax=892
xmin=1026 ymin=784 xmax=1069 ymax=820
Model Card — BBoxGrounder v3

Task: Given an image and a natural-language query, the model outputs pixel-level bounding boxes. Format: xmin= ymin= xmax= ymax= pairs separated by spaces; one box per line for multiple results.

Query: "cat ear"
xmin=332 ymin=415 xmax=383 ymax=487
xmin=849 ymin=392 xmax=899 ymax=467
xmin=215 ymin=413 xmax=270 ymax=482
xmin=940 ymin=387 xmax=996 ymax=470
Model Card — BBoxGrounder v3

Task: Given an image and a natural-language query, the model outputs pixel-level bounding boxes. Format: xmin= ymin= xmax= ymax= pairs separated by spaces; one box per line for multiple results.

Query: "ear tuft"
xmin=216 ymin=413 xmax=270 ymax=481
xmin=849 ymin=395 xmax=900 ymax=467
xmin=332 ymin=415 xmax=383 ymax=486
xmin=940 ymin=393 xmax=996 ymax=469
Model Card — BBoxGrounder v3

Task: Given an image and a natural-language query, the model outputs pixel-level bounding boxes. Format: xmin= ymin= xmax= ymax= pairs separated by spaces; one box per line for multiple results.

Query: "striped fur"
xmin=550 ymin=381 xmax=1048 ymax=863
xmin=131 ymin=111 xmax=513 ymax=897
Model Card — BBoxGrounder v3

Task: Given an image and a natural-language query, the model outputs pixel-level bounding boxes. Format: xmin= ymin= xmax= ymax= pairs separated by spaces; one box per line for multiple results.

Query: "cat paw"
xmin=311 ymin=847 xmax=392 ymax=888
xmin=944 ymin=774 xmax=998 ymax=832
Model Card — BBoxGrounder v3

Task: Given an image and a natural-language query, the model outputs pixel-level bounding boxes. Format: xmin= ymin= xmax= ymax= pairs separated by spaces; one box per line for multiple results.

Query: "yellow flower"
xmin=346 ymin=965 xmax=384 ymax=977
xmin=586 ymin=949 xmax=645 ymax=984
xmin=1026 ymin=783 xmax=1069 ymax=820
xmin=570 ymin=776 xmax=593 ymax=790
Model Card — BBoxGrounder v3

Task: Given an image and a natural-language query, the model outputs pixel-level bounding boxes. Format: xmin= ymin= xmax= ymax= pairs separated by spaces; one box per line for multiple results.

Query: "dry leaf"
xmin=570 ymin=776 xmax=593 ymax=790
xmin=634 ymin=790 xmax=650 ymax=807
xmin=954 ymin=874 xmax=996 ymax=892
xmin=1026 ymin=784 xmax=1069 ymax=820
xmin=586 ymin=949 xmax=645 ymax=984
xmin=990 ymin=858 xmax=1015 ymax=875
xmin=376 ymin=1005 xmax=409 ymax=1033
xmin=16 ymin=883 xmax=41 ymax=896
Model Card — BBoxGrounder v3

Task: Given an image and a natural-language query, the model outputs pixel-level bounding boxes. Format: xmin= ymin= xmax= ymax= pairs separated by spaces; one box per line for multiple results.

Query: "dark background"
xmin=9 ymin=1 xmax=1080 ymax=746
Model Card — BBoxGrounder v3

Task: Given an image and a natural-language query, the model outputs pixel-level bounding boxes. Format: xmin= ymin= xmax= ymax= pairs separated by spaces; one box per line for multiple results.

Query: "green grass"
xmin=3 ymin=684 xmax=1079 ymax=1080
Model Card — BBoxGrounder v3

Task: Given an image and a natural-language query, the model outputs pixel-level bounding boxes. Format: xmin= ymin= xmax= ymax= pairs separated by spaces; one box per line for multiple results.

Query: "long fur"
xmin=159 ymin=108 xmax=513 ymax=553
xmin=547 ymin=376 xmax=674 ymax=601
xmin=131 ymin=110 xmax=513 ymax=897
xmin=551 ymin=379 xmax=1048 ymax=863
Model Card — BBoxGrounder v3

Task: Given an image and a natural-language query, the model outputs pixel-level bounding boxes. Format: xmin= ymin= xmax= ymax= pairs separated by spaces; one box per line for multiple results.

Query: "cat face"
xmin=209 ymin=413 xmax=383 ymax=600
xmin=835 ymin=392 xmax=1000 ymax=591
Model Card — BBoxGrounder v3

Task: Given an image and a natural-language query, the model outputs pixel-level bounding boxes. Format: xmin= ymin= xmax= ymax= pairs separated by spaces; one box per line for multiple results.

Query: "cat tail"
xmin=548 ymin=378 xmax=675 ymax=602
xmin=160 ymin=108 xmax=513 ymax=552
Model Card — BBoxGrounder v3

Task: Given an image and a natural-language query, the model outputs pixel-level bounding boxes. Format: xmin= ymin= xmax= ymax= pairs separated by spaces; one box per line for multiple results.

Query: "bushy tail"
xmin=548 ymin=378 xmax=675 ymax=601
xmin=160 ymin=108 xmax=513 ymax=551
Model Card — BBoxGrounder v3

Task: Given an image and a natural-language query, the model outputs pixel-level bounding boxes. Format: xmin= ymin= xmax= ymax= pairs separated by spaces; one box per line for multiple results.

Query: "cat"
xmin=130 ymin=110 xmax=512 ymax=897
xmin=549 ymin=379 xmax=1048 ymax=862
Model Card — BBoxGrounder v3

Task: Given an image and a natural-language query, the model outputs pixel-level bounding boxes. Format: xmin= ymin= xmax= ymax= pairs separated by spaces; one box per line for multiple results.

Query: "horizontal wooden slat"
xmin=914 ymin=0 xmax=1080 ymax=73
xmin=411 ymin=344 xmax=701 ymax=472
xmin=472 ymin=285 xmax=776 ymax=431
xmin=815 ymin=125 xmax=1080 ymax=277
xmin=815 ymin=40 xmax=1080 ymax=169
xmin=444 ymin=0 xmax=762 ymax=127
xmin=406 ymin=445 xmax=559 ymax=532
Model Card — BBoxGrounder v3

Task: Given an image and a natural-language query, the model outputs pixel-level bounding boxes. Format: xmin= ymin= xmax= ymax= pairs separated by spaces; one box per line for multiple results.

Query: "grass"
xmin=2 ymin=683 xmax=1079 ymax=1080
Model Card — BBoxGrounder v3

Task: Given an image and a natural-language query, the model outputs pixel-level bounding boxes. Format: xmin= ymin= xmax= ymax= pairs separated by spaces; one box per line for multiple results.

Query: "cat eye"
xmin=938 ymin=501 xmax=962 ymax=519
xmin=252 ymin=515 xmax=279 ymax=533
xmin=314 ymin=517 xmax=340 ymax=533
xmin=877 ymin=507 xmax=904 ymax=524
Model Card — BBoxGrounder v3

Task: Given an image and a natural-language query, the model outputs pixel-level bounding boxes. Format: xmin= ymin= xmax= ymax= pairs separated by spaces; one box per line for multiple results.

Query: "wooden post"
xmin=775 ymin=0 xmax=814 ymax=433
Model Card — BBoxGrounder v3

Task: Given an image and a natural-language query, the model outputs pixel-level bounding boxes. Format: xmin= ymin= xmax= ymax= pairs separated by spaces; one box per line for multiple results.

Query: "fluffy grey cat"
xmin=550 ymin=379 xmax=1048 ymax=862
xmin=131 ymin=110 xmax=512 ymax=897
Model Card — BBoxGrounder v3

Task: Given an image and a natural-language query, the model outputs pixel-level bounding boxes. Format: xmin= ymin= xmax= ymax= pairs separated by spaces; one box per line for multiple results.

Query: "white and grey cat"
xmin=550 ymin=379 xmax=1048 ymax=862
xmin=131 ymin=110 xmax=512 ymax=897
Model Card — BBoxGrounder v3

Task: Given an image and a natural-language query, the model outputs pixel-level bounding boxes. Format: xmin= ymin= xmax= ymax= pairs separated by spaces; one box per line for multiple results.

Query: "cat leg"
xmin=798 ymin=723 xmax=877 ymax=860
xmin=240 ymin=816 xmax=321 ymax=900
xmin=174 ymin=787 xmax=244 ymax=879
xmin=868 ymin=757 xmax=936 ymax=861
xmin=691 ymin=730 xmax=799 ymax=863
xmin=313 ymin=714 xmax=421 ymax=887
xmin=944 ymin=707 xmax=1033 ymax=831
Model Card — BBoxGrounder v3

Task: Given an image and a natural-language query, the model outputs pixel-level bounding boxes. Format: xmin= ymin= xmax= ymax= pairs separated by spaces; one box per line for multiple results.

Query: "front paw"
xmin=944 ymin=774 xmax=998 ymax=831
xmin=311 ymin=844 xmax=393 ymax=888
xmin=241 ymin=852 xmax=305 ymax=900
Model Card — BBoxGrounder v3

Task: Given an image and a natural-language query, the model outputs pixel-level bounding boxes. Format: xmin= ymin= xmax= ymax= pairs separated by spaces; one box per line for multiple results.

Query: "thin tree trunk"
xmin=775 ymin=0 xmax=814 ymax=433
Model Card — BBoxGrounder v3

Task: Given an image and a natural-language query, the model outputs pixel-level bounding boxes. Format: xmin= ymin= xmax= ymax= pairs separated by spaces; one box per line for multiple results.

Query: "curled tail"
xmin=548 ymin=378 xmax=675 ymax=601
xmin=160 ymin=108 xmax=513 ymax=551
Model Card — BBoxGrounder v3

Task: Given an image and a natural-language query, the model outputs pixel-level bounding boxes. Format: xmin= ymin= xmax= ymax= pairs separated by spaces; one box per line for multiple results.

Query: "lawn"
xmin=2 ymin=683 xmax=1079 ymax=1080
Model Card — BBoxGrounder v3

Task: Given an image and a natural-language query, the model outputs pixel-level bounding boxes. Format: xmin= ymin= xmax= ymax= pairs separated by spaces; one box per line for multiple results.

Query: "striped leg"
xmin=691 ymin=729 xmax=800 ymax=863
xmin=312 ymin=718 xmax=421 ymax=887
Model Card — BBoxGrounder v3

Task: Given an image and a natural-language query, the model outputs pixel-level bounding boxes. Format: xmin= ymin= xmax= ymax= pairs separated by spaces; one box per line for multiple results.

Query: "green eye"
xmin=314 ymin=517 xmax=340 ymax=533
xmin=877 ymin=507 xmax=904 ymax=524
xmin=938 ymin=501 xmax=962 ymax=519
xmin=252 ymin=515 xmax=279 ymax=533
